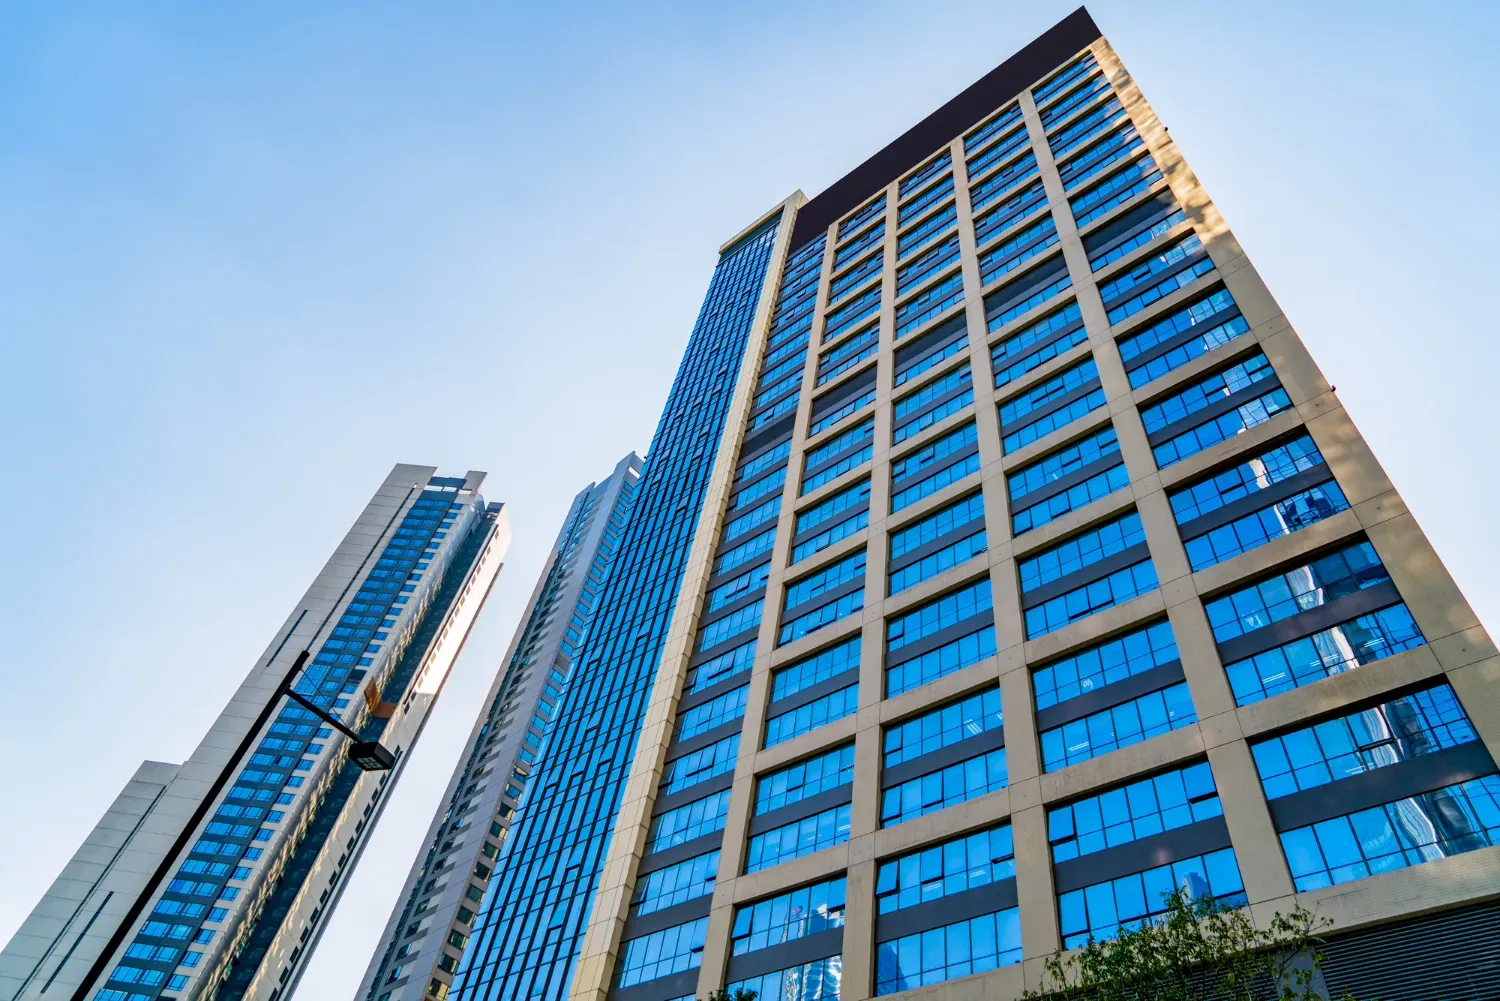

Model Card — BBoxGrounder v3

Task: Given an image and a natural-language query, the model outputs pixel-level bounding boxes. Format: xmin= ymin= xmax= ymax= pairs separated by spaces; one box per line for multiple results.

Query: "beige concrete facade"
xmin=574 ymin=27 xmax=1498 ymax=1001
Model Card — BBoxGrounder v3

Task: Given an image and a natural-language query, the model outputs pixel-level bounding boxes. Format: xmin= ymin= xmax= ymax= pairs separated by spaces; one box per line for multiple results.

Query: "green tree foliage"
xmin=1022 ymin=890 xmax=1355 ymax=1001
xmin=704 ymin=989 xmax=759 ymax=1001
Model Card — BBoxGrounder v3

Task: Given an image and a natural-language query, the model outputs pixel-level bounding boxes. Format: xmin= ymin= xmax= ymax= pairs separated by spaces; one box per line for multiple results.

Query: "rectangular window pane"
xmin=731 ymin=877 xmax=847 ymax=955
xmin=1279 ymin=776 xmax=1500 ymax=892
xmin=1040 ymin=683 xmax=1196 ymax=772
xmin=875 ymin=824 xmax=1015 ymax=913
xmin=755 ymin=744 xmax=855 ymax=815
xmin=1251 ymin=684 xmax=1478 ymax=800
xmin=746 ymin=804 xmax=852 ymax=873
xmin=1048 ymin=761 xmax=1220 ymax=862
xmin=1033 ymin=620 xmax=1178 ymax=710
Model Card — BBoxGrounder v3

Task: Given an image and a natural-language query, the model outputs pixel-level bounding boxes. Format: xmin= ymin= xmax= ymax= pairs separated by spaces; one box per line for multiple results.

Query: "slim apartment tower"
xmin=0 ymin=466 xmax=510 ymax=1001
xmin=362 ymin=454 xmax=643 ymax=1001
xmin=453 ymin=10 xmax=1500 ymax=1001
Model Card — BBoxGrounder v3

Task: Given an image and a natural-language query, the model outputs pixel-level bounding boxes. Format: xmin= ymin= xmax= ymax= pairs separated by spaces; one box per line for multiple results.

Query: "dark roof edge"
xmin=788 ymin=6 xmax=1101 ymax=251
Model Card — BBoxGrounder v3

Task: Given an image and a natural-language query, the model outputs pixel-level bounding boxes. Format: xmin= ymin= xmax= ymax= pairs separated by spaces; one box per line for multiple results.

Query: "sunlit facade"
xmin=454 ymin=9 xmax=1499 ymax=1001
xmin=0 ymin=466 xmax=509 ymax=1001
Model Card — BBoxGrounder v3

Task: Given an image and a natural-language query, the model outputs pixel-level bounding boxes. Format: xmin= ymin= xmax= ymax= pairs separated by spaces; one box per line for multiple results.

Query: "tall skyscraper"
xmin=448 ymin=10 xmax=1499 ymax=1001
xmin=0 ymin=466 xmax=510 ymax=1001
xmin=361 ymin=454 xmax=643 ymax=1001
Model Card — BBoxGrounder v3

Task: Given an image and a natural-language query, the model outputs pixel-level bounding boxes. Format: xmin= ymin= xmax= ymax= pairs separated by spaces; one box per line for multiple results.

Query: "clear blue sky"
xmin=1 ymin=2 xmax=1495 ymax=998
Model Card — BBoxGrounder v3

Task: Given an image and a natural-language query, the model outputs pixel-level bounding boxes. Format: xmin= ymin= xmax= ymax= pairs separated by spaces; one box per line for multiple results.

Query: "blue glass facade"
xmin=452 ymin=216 xmax=781 ymax=1001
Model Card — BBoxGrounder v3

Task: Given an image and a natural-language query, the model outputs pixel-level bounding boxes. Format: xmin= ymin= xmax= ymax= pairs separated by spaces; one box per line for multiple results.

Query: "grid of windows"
xmin=1033 ymin=620 xmax=1179 ymax=710
xmin=990 ymin=299 xmax=1085 ymax=388
xmin=631 ymin=851 xmax=719 ymax=916
xmin=881 ymin=748 xmax=1008 ymax=825
xmin=728 ymin=956 xmax=843 ymax=1001
xmin=1279 ymin=777 xmax=1500 ymax=892
xmin=756 ymin=744 xmax=856 ymax=815
xmin=875 ymin=825 xmax=1015 ymax=913
xmin=746 ymin=805 xmax=853 ymax=873
xmin=1040 ymin=682 xmax=1195 ymax=772
xmin=617 ymin=918 xmax=707 ymax=987
xmin=889 ymin=492 xmax=985 ymax=561
xmin=731 ymin=877 xmax=847 ymax=955
xmin=1059 ymin=848 xmax=1245 ymax=948
xmin=678 ymin=684 xmax=749 ymax=740
xmin=1019 ymin=511 xmax=1146 ymax=592
xmin=1049 ymin=762 xmax=1222 ymax=862
xmin=1251 ymin=685 xmax=1478 ymax=799
xmin=1205 ymin=540 xmax=1396 ymax=643
xmin=999 ymin=357 xmax=1104 ymax=453
xmin=1117 ymin=288 xmax=1248 ymax=388
xmin=662 ymin=733 xmax=741 ymax=794
xmin=884 ymin=687 xmax=1003 ymax=768
xmin=649 ymin=789 xmax=732 ymax=853
xmin=771 ymin=638 xmax=860 ymax=702
xmin=1142 ymin=353 xmax=1292 ymax=467
xmin=765 ymin=684 xmax=859 ymax=748
xmin=875 ymin=909 xmax=1022 ymax=994
xmin=893 ymin=364 xmax=973 ymax=443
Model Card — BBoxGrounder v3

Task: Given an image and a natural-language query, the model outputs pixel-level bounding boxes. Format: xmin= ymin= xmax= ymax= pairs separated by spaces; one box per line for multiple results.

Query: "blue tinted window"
xmin=771 ymin=637 xmax=861 ymax=701
xmin=890 ymin=492 xmax=985 ymax=560
xmin=781 ymin=590 xmax=864 ymax=646
xmin=1058 ymin=849 xmax=1244 ymax=949
xmin=1252 ymin=685 xmax=1477 ymax=799
xmin=617 ymin=918 xmax=707 ymax=987
xmin=1089 ymin=206 xmax=1187 ymax=270
xmin=889 ymin=531 xmax=988 ymax=595
xmin=1225 ymin=604 xmax=1425 ymax=706
xmin=881 ymin=749 xmax=1008 ymax=826
xmin=731 ymin=877 xmax=846 ymax=955
xmin=886 ymin=628 xmax=997 ymax=698
xmin=755 ymin=744 xmax=855 ymax=815
xmin=708 ymin=562 xmax=771 ymax=612
xmin=818 ymin=324 xmax=879 ymax=385
xmin=1038 ymin=71 xmax=1110 ymax=126
xmin=677 ymin=684 xmax=749 ymax=740
xmin=698 ymin=602 xmax=761 ymax=653
xmin=875 ymin=909 xmax=1021 ymax=994
xmin=1204 ymin=541 xmax=1391 ymax=642
xmin=797 ymin=479 xmax=870 ymax=534
xmin=979 ymin=215 xmax=1059 ymax=289
xmin=785 ymin=551 xmax=866 ymax=611
xmin=874 ymin=825 xmax=1014 ymax=913
xmin=991 ymin=299 xmax=1082 ymax=387
xmin=1170 ymin=436 xmax=1324 ymax=524
xmin=899 ymin=174 xmax=955 ymax=226
xmin=1060 ymin=122 xmax=1144 ymax=191
xmin=898 ymin=204 xmax=957 ymax=259
xmin=716 ymin=529 xmax=776 ymax=575
xmin=1019 ymin=511 xmax=1145 ymax=592
xmin=888 ymin=580 xmax=992 ymax=650
xmin=965 ymin=103 xmax=1025 ymax=152
xmin=1280 ymin=777 xmax=1500 ymax=892
xmin=1070 ymin=156 xmax=1162 ymax=227
xmin=765 ymin=685 xmax=859 ymax=748
xmin=1033 ymin=53 xmax=1098 ymax=105
xmin=662 ymin=733 xmax=740 ymax=794
xmin=1024 ymin=560 xmax=1158 ymax=638
xmin=809 ymin=389 xmax=876 ymax=439
xmin=898 ymin=233 xmax=962 ymax=297
xmin=746 ymin=805 xmax=852 ymax=873
xmin=686 ymin=640 xmax=755 ymax=694
xmin=1040 ymin=683 xmax=1196 ymax=771
xmin=1186 ymin=482 xmax=1348 ymax=571
xmin=648 ymin=789 xmax=731 ymax=852
xmin=884 ymin=687 xmax=1002 ymax=767
xmin=895 ymin=271 xmax=964 ymax=340
xmin=1049 ymin=761 xmax=1220 ymax=862
xmin=969 ymin=152 xmax=1039 ymax=212
xmin=1033 ymin=620 xmax=1178 ymax=710
xmin=804 ymin=418 xmax=875 ymax=484
xmin=893 ymin=367 xmax=973 ymax=444
xmin=728 ymin=956 xmax=842 ymax=1001
xmin=632 ymin=851 xmax=719 ymax=916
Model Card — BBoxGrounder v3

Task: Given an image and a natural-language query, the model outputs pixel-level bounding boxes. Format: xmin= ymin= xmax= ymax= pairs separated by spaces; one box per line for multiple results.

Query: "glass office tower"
xmin=362 ymin=454 xmax=643 ymax=1001
xmin=0 ymin=466 xmax=510 ymax=1001
xmin=455 ymin=9 xmax=1500 ymax=1001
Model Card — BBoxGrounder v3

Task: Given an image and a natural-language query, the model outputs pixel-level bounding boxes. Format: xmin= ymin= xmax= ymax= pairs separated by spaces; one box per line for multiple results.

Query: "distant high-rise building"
xmin=447 ymin=10 xmax=1500 ymax=1001
xmin=361 ymin=454 xmax=643 ymax=1001
xmin=0 ymin=466 xmax=509 ymax=1001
